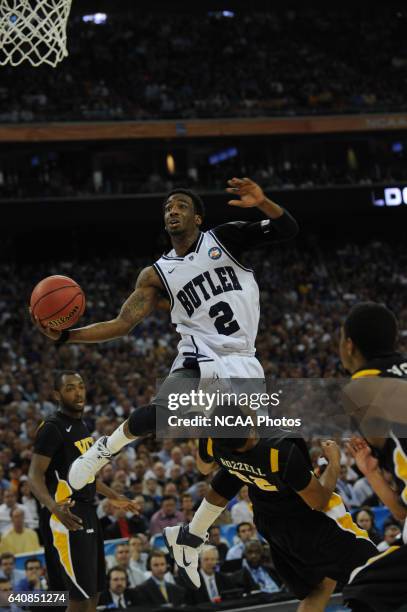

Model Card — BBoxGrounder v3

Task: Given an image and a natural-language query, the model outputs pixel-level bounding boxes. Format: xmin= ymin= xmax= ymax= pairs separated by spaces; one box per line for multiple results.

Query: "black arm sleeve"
xmin=210 ymin=468 xmax=244 ymax=500
xmin=279 ymin=442 xmax=313 ymax=492
xmin=212 ymin=209 xmax=298 ymax=261
xmin=198 ymin=438 xmax=214 ymax=463
xmin=33 ymin=422 xmax=63 ymax=457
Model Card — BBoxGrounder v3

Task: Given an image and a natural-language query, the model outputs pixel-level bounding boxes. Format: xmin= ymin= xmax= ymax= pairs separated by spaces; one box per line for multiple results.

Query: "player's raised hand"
xmin=52 ymin=500 xmax=83 ymax=531
xmin=321 ymin=440 xmax=341 ymax=465
xmin=110 ymin=495 xmax=141 ymax=515
xmin=29 ymin=307 xmax=61 ymax=341
xmin=347 ymin=437 xmax=378 ymax=476
xmin=226 ymin=177 xmax=265 ymax=207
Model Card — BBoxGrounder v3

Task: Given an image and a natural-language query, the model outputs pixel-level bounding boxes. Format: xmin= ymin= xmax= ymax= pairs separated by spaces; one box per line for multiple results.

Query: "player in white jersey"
xmin=31 ymin=177 xmax=298 ymax=489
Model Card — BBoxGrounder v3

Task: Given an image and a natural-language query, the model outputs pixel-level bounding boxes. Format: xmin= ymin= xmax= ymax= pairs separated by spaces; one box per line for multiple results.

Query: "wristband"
xmin=55 ymin=330 xmax=70 ymax=346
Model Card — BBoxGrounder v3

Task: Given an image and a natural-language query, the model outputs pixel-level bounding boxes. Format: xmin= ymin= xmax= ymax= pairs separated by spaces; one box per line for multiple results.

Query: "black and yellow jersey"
xmin=33 ymin=411 xmax=96 ymax=504
xmin=351 ymin=352 xmax=407 ymax=507
xmin=199 ymin=435 xmax=314 ymax=515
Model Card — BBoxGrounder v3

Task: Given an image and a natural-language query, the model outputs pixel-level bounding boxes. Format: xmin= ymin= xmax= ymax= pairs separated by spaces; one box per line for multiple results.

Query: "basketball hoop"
xmin=0 ymin=0 xmax=73 ymax=67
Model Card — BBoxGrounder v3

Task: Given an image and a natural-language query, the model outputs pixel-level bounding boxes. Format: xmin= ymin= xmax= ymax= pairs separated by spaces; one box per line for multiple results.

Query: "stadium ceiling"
xmin=72 ymin=0 xmax=302 ymax=14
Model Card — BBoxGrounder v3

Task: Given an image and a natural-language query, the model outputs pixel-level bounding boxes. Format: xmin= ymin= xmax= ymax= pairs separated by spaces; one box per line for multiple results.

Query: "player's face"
xmin=56 ymin=374 xmax=86 ymax=414
xmin=164 ymin=194 xmax=201 ymax=235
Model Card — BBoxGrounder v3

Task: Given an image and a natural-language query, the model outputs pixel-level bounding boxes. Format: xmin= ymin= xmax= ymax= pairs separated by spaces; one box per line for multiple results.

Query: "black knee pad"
xmin=128 ymin=404 xmax=157 ymax=436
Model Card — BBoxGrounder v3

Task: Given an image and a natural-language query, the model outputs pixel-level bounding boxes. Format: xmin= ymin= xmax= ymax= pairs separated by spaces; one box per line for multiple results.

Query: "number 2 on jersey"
xmin=209 ymin=301 xmax=240 ymax=335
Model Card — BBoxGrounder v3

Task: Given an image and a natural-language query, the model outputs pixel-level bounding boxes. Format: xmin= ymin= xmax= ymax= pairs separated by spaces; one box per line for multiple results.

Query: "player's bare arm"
xmin=348 ymin=437 xmax=407 ymax=521
xmin=95 ymin=478 xmax=140 ymax=513
xmin=226 ymin=177 xmax=285 ymax=218
xmin=297 ymin=440 xmax=341 ymax=511
xmin=32 ymin=265 xmax=164 ymax=343
xmin=28 ymin=453 xmax=83 ymax=531
xmin=196 ymin=446 xmax=217 ymax=476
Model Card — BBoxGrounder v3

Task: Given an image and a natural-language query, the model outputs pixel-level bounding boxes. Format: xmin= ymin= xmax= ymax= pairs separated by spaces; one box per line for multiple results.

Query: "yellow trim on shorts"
xmin=270 ymin=448 xmax=279 ymax=472
xmin=53 ymin=530 xmax=74 ymax=578
xmin=351 ymin=369 xmax=381 ymax=379
xmin=207 ymin=438 xmax=213 ymax=457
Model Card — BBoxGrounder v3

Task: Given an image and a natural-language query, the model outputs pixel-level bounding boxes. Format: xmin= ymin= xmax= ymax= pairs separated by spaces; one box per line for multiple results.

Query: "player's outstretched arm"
xmin=32 ymin=266 xmax=164 ymax=344
xmin=297 ymin=441 xmax=341 ymax=511
xmin=348 ymin=437 xmax=407 ymax=522
xmin=226 ymin=177 xmax=285 ymax=218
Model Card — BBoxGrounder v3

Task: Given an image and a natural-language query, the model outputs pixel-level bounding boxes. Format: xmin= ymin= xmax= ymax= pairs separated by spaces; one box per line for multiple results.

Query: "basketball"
xmin=30 ymin=275 xmax=85 ymax=330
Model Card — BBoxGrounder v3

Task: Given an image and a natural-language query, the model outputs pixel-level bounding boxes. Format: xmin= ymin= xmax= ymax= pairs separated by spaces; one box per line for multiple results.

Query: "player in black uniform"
xmin=28 ymin=371 xmax=139 ymax=612
xmin=164 ymin=428 xmax=377 ymax=612
xmin=336 ymin=302 xmax=407 ymax=612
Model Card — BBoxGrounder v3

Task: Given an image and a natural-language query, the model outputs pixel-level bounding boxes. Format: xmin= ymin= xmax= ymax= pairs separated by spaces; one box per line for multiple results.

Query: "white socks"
xmin=189 ymin=499 xmax=225 ymax=539
xmin=105 ymin=422 xmax=133 ymax=454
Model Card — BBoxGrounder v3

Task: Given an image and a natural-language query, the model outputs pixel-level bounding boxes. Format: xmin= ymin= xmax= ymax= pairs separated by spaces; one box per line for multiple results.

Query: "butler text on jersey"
xmin=177 ymin=266 xmax=242 ymax=317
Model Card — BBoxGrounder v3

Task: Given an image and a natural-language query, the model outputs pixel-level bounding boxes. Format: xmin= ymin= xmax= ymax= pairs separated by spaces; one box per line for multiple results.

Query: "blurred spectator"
xmin=98 ymin=566 xmax=138 ymax=609
xmin=106 ymin=543 xmax=145 ymax=588
xmin=17 ymin=478 xmax=39 ymax=530
xmin=0 ymin=554 xmax=25 ymax=589
xmin=186 ymin=546 xmax=234 ymax=605
xmin=149 ymin=495 xmax=184 ymax=536
xmin=377 ymin=522 xmax=402 ymax=552
xmin=15 ymin=557 xmax=46 ymax=592
xmin=208 ymin=525 xmax=229 ymax=562
xmin=104 ymin=505 xmax=148 ymax=540
xmin=164 ymin=447 xmax=184 ymax=478
xmin=0 ymin=491 xmax=33 ymax=535
xmin=231 ymin=487 xmax=254 ymax=524
xmin=242 ymin=541 xmax=282 ymax=594
xmin=335 ymin=464 xmax=358 ymax=509
xmin=0 ymin=508 xmax=40 ymax=555
xmin=1 ymin=9 xmax=407 ymax=124
xmin=0 ymin=577 xmax=16 ymax=612
xmin=129 ymin=535 xmax=148 ymax=573
xmin=354 ymin=508 xmax=382 ymax=545
xmin=135 ymin=550 xmax=184 ymax=606
xmin=180 ymin=493 xmax=195 ymax=523
xmin=226 ymin=523 xmax=256 ymax=560
xmin=352 ymin=477 xmax=376 ymax=508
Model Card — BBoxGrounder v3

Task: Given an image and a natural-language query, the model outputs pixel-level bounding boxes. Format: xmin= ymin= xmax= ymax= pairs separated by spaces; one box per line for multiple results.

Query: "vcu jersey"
xmin=154 ymin=229 xmax=260 ymax=355
xmin=200 ymin=434 xmax=313 ymax=515
xmin=34 ymin=411 xmax=96 ymax=504
xmin=343 ymin=354 xmax=407 ymax=611
xmin=34 ymin=411 xmax=105 ymax=600
xmin=351 ymin=353 xmax=407 ymax=509
xmin=202 ymin=436 xmax=376 ymax=599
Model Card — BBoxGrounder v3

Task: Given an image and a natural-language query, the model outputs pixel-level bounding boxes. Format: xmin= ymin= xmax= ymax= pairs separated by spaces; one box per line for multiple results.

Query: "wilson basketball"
xmin=30 ymin=275 xmax=85 ymax=330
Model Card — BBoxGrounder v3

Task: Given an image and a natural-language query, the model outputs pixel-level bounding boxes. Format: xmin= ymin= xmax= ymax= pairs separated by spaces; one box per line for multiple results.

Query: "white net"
xmin=0 ymin=0 xmax=73 ymax=67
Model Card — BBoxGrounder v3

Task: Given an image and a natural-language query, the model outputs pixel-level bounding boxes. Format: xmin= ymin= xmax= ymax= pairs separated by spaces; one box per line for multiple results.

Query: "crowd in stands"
xmin=2 ymin=143 xmax=407 ymax=200
xmin=0 ymin=237 xmax=406 ymax=606
xmin=1 ymin=8 xmax=407 ymax=122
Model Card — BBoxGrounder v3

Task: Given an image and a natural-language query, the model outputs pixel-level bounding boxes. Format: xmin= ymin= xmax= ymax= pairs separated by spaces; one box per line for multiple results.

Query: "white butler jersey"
xmin=153 ymin=230 xmax=260 ymax=355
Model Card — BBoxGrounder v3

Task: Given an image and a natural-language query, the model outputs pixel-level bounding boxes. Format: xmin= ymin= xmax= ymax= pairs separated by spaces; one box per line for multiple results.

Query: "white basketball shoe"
xmin=68 ymin=436 xmax=112 ymax=490
xmin=163 ymin=525 xmax=208 ymax=590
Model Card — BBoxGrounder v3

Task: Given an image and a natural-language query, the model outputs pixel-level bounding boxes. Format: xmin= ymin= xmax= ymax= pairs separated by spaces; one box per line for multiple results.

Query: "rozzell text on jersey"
xmin=219 ymin=457 xmax=266 ymax=477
